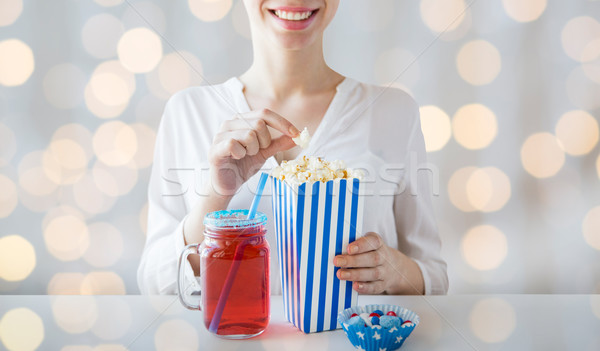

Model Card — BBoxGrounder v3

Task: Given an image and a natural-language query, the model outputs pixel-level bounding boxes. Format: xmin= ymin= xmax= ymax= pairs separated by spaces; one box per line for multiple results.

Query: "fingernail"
xmin=341 ymin=271 xmax=350 ymax=279
xmin=358 ymin=283 xmax=364 ymax=290
xmin=289 ymin=125 xmax=300 ymax=136
xmin=335 ymin=257 xmax=346 ymax=266
xmin=350 ymin=245 xmax=358 ymax=254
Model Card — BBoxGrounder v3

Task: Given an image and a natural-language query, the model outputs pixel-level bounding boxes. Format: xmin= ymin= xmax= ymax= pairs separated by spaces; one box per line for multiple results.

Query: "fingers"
xmin=211 ymin=138 xmax=246 ymax=160
xmin=214 ymin=108 xmax=298 ymax=162
xmin=244 ymin=109 xmax=300 ymax=137
xmin=352 ymin=281 xmax=386 ymax=295
xmin=336 ymin=266 xmax=385 ymax=282
xmin=260 ymin=135 xmax=296 ymax=159
xmin=224 ymin=109 xmax=299 ymax=136
xmin=346 ymin=232 xmax=383 ymax=255
xmin=334 ymin=250 xmax=383 ymax=268
xmin=222 ymin=117 xmax=272 ymax=149
xmin=212 ymin=130 xmax=260 ymax=160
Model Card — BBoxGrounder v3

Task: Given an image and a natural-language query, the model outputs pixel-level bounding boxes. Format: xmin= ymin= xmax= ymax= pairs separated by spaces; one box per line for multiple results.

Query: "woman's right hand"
xmin=207 ymin=108 xmax=299 ymax=197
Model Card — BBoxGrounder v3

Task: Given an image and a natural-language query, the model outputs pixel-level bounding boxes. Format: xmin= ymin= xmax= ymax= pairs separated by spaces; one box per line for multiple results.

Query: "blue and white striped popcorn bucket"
xmin=271 ymin=176 xmax=364 ymax=333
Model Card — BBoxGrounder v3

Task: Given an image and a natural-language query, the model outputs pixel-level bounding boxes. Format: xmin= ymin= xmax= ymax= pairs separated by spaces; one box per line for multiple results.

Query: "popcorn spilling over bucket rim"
xmin=338 ymin=304 xmax=420 ymax=351
xmin=271 ymin=156 xmax=364 ymax=186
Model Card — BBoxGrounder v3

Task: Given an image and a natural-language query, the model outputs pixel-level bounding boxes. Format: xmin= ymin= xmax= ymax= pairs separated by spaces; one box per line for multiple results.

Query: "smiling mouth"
xmin=270 ymin=9 xmax=318 ymax=21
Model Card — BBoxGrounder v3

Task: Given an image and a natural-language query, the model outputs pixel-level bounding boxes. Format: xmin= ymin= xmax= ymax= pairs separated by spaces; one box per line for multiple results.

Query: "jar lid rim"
xmin=204 ymin=209 xmax=267 ymax=228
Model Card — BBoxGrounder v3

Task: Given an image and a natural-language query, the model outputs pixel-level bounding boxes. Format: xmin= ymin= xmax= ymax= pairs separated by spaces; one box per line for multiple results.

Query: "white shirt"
xmin=137 ymin=77 xmax=449 ymax=295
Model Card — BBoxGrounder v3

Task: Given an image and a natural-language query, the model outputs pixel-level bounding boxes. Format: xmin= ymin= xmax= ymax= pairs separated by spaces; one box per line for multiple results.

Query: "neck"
xmin=240 ymin=35 xmax=342 ymax=99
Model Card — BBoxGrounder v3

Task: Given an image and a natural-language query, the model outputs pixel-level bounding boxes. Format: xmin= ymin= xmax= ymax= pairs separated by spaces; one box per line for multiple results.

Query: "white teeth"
xmin=274 ymin=10 xmax=313 ymax=21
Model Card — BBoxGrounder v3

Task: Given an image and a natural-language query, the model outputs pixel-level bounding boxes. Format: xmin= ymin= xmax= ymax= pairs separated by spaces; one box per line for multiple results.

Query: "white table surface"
xmin=0 ymin=295 xmax=599 ymax=351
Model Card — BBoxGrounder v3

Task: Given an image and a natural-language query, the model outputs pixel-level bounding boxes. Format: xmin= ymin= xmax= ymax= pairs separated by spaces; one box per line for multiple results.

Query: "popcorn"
xmin=271 ymin=156 xmax=364 ymax=185
xmin=292 ymin=127 xmax=311 ymax=149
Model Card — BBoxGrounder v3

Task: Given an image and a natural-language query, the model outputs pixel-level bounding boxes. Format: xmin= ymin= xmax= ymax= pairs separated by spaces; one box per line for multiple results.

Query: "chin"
xmin=269 ymin=31 xmax=320 ymax=51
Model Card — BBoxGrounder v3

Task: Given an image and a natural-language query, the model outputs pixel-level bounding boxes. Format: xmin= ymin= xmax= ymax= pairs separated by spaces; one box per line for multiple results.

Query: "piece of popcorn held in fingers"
xmin=292 ymin=127 xmax=311 ymax=149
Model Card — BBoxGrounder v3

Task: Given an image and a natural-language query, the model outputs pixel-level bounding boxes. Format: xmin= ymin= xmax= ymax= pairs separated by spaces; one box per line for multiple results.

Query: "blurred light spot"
xmin=83 ymin=222 xmax=123 ymax=267
xmin=51 ymin=124 xmax=94 ymax=162
xmin=566 ymin=66 xmax=600 ymax=111
xmin=350 ymin=0 xmax=394 ymax=32
xmin=0 ymin=0 xmax=23 ymax=26
xmin=555 ymin=110 xmax=599 ymax=156
xmin=146 ymin=51 xmax=203 ymax=100
xmin=73 ymin=172 xmax=115 ymax=214
xmin=457 ymin=40 xmax=502 ymax=86
xmin=469 ymin=298 xmax=516 ymax=343
xmin=43 ymin=214 xmax=90 ymax=261
xmin=0 ymin=235 xmax=35 ymax=281
xmin=154 ymin=319 xmax=199 ymax=351
xmin=43 ymin=63 xmax=87 ymax=109
xmin=583 ymin=60 xmax=600 ymax=84
xmin=94 ymin=0 xmax=123 ymax=6
xmin=420 ymin=0 xmax=466 ymax=33
xmin=521 ymin=132 xmax=565 ymax=178
xmin=91 ymin=297 xmax=131 ymax=340
xmin=189 ymin=0 xmax=233 ymax=22
xmin=130 ymin=123 xmax=156 ymax=168
xmin=583 ymin=206 xmax=600 ymax=250
xmin=419 ymin=105 xmax=452 ymax=152
xmin=52 ymin=296 xmax=98 ymax=334
xmin=90 ymin=73 xmax=130 ymax=107
xmin=159 ymin=52 xmax=203 ymax=94
xmin=448 ymin=166 xmax=478 ymax=212
xmin=502 ymin=0 xmax=546 ymax=23
xmin=0 ymin=308 xmax=44 ymax=351
xmin=592 ymin=295 xmax=600 ymax=320
xmin=94 ymin=61 xmax=136 ymax=95
xmin=81 ymin=14 xmax=124 ymax=59
xmin=47 ymin=273 xmax=85 ymax=294
xmin=139 ymin=202 xmax=148 ymax=235
xmin=0 ymin=122 xmax=16 ymax=166
xmin=374 ymin=48 xmax=420 ymax=88
xmin=85 ymin=61 xmax=135 ymax=119
xmin=461 ymin=225 xmax=508 ymax=270
xmin=122 ymin=2 xmax=166 ymax=34
xmin=43 ymin=150 xmax=85 ymax=185
xmin=466 ymin=167 xmax=511 ymax=212
xmin=117 ymin=27 xmax=162 ymax=73
xmin=49 ymin=139 xmax=88 ymax=170
xmin=561 ymin=16 xmax=600 ymax=62
xmin=0 ymin=39 xmax=35 ymax=86
xmin=0 ymin=175 xmax=18 ymax=218
xmin=17 ymin=187 xmax=58 ymax=213
xmin=18 ymin=151 xmax=60 ymax=195
xmin=231 ymin=0 xmax=251 ymax=39
xmin=81 ymin=272 xmax=126 ymax=295
xmin=452 ymin=103 xmax=498 ymax=149
xmin=439 ymin=8 xmax=472 ymax=42
xmin=92 ymin=161 xmax=138 ymax=198
xmin=93 ymin=121 xmax=138 ymax=167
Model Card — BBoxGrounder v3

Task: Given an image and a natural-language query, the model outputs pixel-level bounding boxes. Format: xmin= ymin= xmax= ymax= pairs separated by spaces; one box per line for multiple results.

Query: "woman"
xmin=138 ymin=0 xmax=448 ymax=295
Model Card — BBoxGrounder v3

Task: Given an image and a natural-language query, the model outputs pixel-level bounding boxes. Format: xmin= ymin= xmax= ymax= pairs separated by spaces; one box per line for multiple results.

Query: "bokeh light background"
xmin=1 ymin=0 xmax=599 ymax=297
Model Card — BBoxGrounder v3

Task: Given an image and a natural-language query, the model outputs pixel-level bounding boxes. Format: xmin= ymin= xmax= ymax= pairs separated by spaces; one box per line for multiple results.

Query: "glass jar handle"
xmin=177 ymin=243 xmax=201 ymax=310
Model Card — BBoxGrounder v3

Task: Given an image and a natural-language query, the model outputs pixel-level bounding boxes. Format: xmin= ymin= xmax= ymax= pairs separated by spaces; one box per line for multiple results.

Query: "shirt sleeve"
xmin=137 ymin=98 xmax=200 ymax=295
xmin=392 ymin=100 xmax=449 ymax=295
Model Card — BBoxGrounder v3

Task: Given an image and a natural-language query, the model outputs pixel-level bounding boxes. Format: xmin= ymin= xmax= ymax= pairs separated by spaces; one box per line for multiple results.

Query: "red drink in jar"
xmin=178 ymin=209 xmax=270 ymax=339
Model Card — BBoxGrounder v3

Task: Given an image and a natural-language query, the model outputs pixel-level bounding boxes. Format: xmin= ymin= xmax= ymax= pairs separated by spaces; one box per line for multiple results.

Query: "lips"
xmin=272 ymin=9 xmax=315 ymax=21
xmin=268 ymin=7 xmax=319 ymax=30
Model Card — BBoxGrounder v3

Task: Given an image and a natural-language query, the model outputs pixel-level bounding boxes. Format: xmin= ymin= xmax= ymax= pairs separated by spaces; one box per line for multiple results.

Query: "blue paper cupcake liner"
xmin=338 ymin=304 xmax=420 ymax=351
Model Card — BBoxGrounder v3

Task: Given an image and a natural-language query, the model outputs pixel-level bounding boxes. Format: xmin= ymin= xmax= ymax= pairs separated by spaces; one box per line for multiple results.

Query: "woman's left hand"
xmin=333 ymin=232 xmax=425 ymax=295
